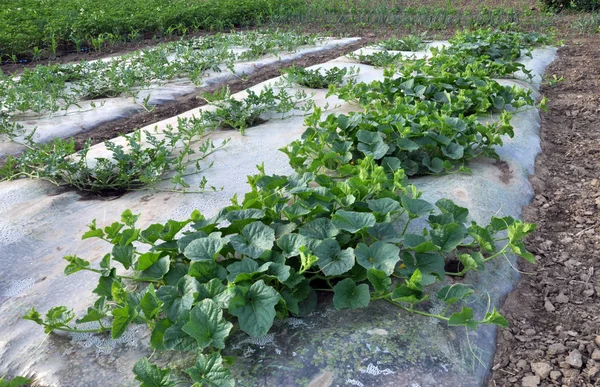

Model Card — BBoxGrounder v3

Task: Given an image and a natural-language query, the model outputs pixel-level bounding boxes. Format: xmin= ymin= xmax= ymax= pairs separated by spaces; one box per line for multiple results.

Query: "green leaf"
xmin=133 ymin=358 xmax=175 ymax=387
xmin=403 ymin=234 xmax=439 ymax=253
xmin=401 ymin=251 xmax=446 ymax=282
xmin=112 ymin=302 xmax=137 ymax=339
xmin=159 ymin=219 xmax=190 ymax=241
xmin=93 ymin=269 xmax=119 ymax=300
xmin=396 ymin=137 xmax=419 ymax=151
xmin=77 ymin=297 xmax=109 ymax=323
xmin=137 ymin=252 xmax=162 ymax=271
xmin=196 ymin=278 xmax=233 ymax=309
xmin=150 ymin=318 xmax=172 ymax=350
xmin=441 ymin=142 xmax=464 ymax=159
xmin=367 ymin=198 xmax=401 ymax=216
xmin=226 ymin=258 xmax=260 ymax=283
xmin=63 ymin=255 xmax=90 ymax=275
xmin=299 ymin=218 xmax=339 ymax=239
xmin=333 ymin=278 xmax=370 ymax=310
xmin=139 ymin=257 xmax=170 ymax=280
xmin=457 ymin=251 xmax=485 ymax=272
xmin=186 ymin=353 xmax=234 ymax=387
xmin=367 ymin=268 xmax=391 ymax=294
xmin=367 ymin=223 xmax=402 ymax=243
xmin=436 ymin=199 xmax=469 ymax=223
xmin=229 ymin=280 xmax=280 ymax=337
xmin=184 ymin=237 xmax=225 ymax=261
xmin=140 ymin=285 xmax=162 ymax=320
xmin=430 ymin=223 xmax=466 ymax=252
xmin=436 ymin=284 xmax=474 ymax=305
xmin=332 ymin=210 xmax=376 ymax=233
xmin=315 ymin=239 xmax=355 ymax=276
xmin=509 ymin=241 xmax=536 ymax=263
xmin=0 ymin=376 xmax=32 ymax=387
xmin=156 ymin=275 xmax=200 ymax=321
xmin=258 ymin=262 xmax=291 ymax=283
xmin=483 ymin=307 xmax=509 ymax=328
xmin=163 ymin=312 xmax=197 ymax=351
xmin=182 ymin=299 xmax=233 ymax=350
xmin=468 ymin=224 xmax=495 ymax=252
xmin=229 ymin=221 xmax=275 ymax=258
xmin=299 ymin=246 xmax=318 ymax=274
xmin=448 ymin=307 xmax=479 ymax=330
xmin=112 ymin=244 xmax=134 ymax=269
xmin=82 ymin=228 xmax=105 ymax=240
xmin=42 ymin=306 xmax=75 ymax=333
xmin=276 ymin=233 xmax=311 ymax=258
xmin=189 ymin=261 xmax=228 ymax=283
xmin=401 ymin=196 xmax=435 ymax=217
xmin=355 ymin=241 xmax=400 ymax=275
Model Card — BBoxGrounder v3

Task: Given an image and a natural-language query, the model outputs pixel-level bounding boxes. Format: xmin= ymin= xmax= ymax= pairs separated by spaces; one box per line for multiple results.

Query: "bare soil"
xmin=488 ymin=37 xmax=600 ymax=386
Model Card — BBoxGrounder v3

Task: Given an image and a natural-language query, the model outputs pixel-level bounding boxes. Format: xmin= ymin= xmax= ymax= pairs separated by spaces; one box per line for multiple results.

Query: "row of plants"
xmin=0 ymin=85 xmax=313 ymax=193
xmin=0 ymin=0 xmax=305 ymax=60
xmin=22 ymin=28 xmax=547 ymax=385
xmin=0 ymin=30 xmax=320 ymax=139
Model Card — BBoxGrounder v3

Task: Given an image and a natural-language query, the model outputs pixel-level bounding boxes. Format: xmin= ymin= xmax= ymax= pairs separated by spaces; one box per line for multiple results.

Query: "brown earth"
xmin=488 ymin=37 xmax=600 ymax=386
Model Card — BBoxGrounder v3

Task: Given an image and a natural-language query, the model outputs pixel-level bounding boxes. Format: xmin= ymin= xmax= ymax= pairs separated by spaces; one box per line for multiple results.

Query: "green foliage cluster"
xmin=378 ymin=35 xmax=426 ymax=51
xmin=0 ymin=0 xmax=303 ymax=59
xmin=542 ymin=0 xmax=600 ymax=11
xmin=198 ymin=86 xmax=314 ymax=134
xmin=23 ymin=28 xmax=545 ymax=386
xmin=280 ymin=66 xmax=358 ymax=89
xmin=284 ymin=30 xmax=542 ymax=176
xmin=0 ymin=31 xmax=319 ymax=138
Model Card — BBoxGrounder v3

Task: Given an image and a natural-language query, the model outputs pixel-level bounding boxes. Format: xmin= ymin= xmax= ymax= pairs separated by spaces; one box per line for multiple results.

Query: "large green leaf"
xmin=367 ymin=268 xmax=391 ymax=294
xmin=276 ymin=233 xmax=312 ymax=258
xmin=333 ymin=278 xmax=370 ymax=310
xmin=355 ymin=241 xmax=400 ymax=275
xmin=111 ymin=302 xmax=137 ymax=339
xmin=228 ymin=280 xmax=280 ymax=337
xmin=196 ymin=278 xmax=233 ymax=309
xmin=132 ymin=358 xmax=176 ymax=387
xmin=299 ymin=218 xmax=339 ymax=239
xmin=156 ymin=275 xmax=200 ymax=321
xmin=314 ymin=239 xmax=355 ymax=276
xmin=186 ymin=353 xmax=235 ymax=387
xmin=182 ymin=299 xmax=232 ymax=350
xmin=332 ymin=210 xmax=376 ymax=233
xmin=140 ymin=285 xmax=162 ymax=320
xmin=229 ymin=221 xmax=275 ymax=258
xmin=112 ymin=244 xmax=134 ymax=269
xmin=139 ymin=257 xmax=170 ymax=280
xmin=184 ymin=237 xmax=225 ymax=261
xmin=401 ymin=196 xmax=435 ymax=217
xmin=367 ymin=198 xmax=401 ymax=216
xmin=430 ymin=223 xmax=466 ymax=252
xmin=189 ymin=261 xmax=228 ymax=283
xmin=163 ymin=312 xmax=197 ymax=351
xmin=226 ymin=258 xmax=260 ymax=283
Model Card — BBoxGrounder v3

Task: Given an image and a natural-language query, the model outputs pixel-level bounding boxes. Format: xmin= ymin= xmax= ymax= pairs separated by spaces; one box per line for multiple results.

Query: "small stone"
xmin=588 ymin=366 xmax=600 ymax=378
xmin=566 ymin=349 xmax=583 ymax=368
xmin=584 ymin=288 xmax=595 ymax=297
xmin=525 ymin=328 xmax=536 ymax=336
xmin=548 ymin=343 xmax=567 ymax=355
xmin=595 ymin=336 xmax=600 ymax=346
xmin=591 ymin=178 xmax=599 ymax=187
xmin=521 ymin=375 xmax=540 ymax=387
xmin=550 ymin=370 xmax=562 ymax=380
xmin=555 ymin=293 xmax=570 ymax=304
xmin=566 ymin=331 xmax=578 ymax=337
xmin=544 ymin=300 xmax=556 ymax=312
xmin=531 ymin=362 xmax=552 ymax=379
xmin=517 ymin=359 xmax=528 ymax=369
xmin=592 ymin=348 xmax=600 ymax=360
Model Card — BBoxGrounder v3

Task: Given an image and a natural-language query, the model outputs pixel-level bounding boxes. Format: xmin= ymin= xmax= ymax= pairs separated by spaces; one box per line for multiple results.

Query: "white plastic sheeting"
xmin=0 ymin=37 xmax=360 ymax=158
xmin=0 ymin=44 xmax=556 ymax=386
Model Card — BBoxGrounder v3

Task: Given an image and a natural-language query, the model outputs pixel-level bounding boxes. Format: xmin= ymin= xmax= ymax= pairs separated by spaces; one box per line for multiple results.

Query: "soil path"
xmin=489 ymin=38 xmax=600 ymax=386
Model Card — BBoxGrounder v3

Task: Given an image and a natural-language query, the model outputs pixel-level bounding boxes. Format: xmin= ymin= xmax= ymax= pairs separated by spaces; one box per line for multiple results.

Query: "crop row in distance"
xmin=0 ymin=0 xmax=305 ymax=60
